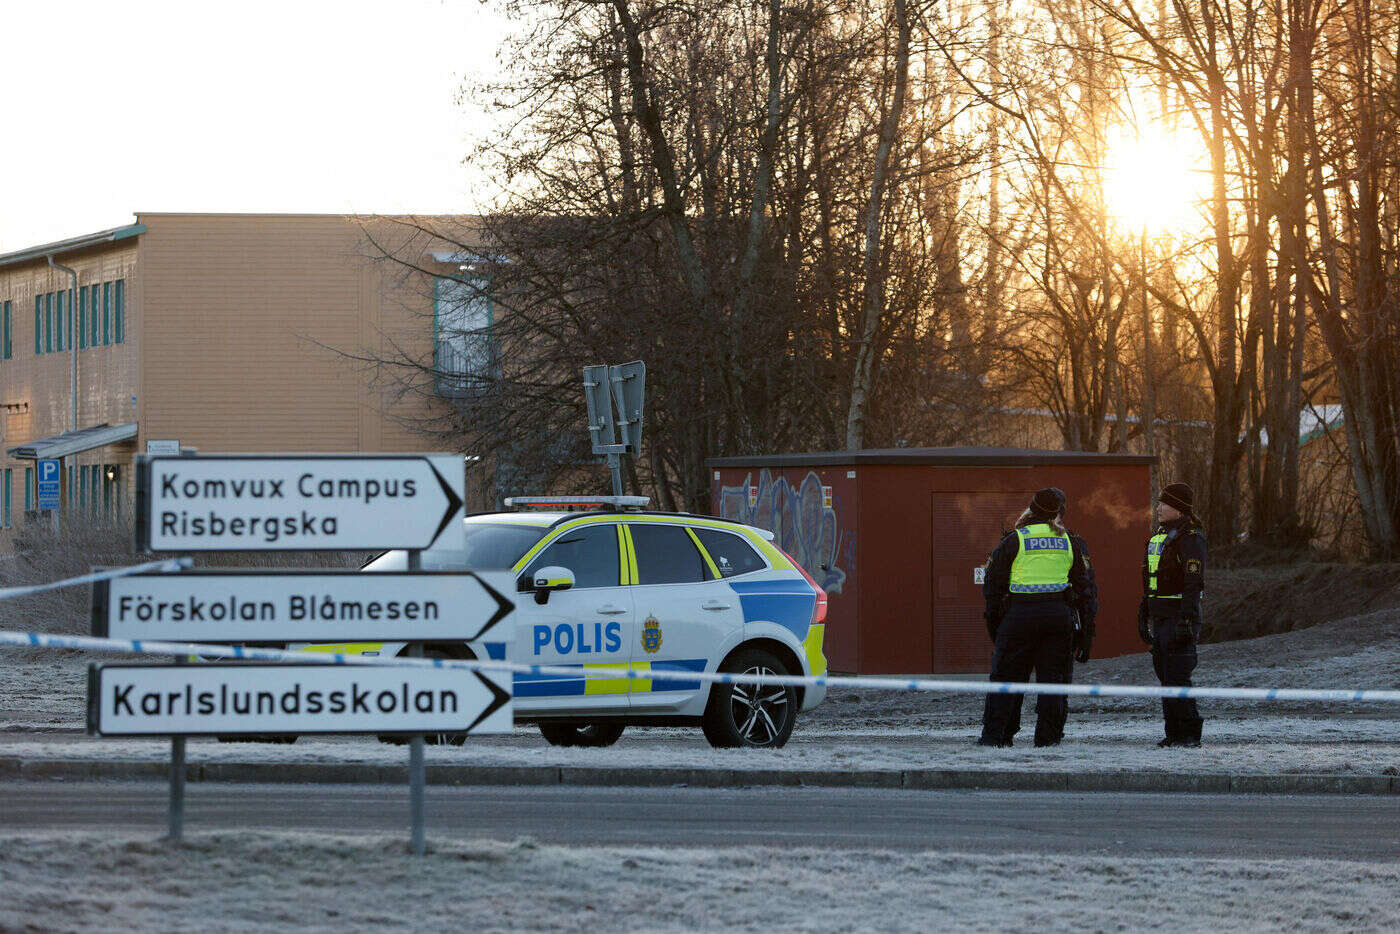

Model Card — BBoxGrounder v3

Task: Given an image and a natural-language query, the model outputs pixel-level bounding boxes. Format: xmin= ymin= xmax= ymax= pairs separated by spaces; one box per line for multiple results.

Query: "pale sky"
xmin=0 ymin=0 xmax=510 ymax=252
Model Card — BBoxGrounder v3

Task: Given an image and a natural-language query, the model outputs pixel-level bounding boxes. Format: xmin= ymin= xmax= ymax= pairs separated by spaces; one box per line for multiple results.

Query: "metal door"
xmin=930 ymin=491 xmax=1030 ymax=673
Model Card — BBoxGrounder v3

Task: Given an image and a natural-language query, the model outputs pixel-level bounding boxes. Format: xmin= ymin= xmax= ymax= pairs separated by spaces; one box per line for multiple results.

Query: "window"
xmin=630 ymin=524 xmax=707 ymax=585
xmin=102 ymin=282 xmax=110 ymax=345
xmin=433 ymin=275 xmax=495 ymax=395
xmin=114 ymin=279 xmax=124 ymax=343
xmin=44 ymin=293 xmax=53 ymax=353
xmin=458 ymin=523 xmax=546 ymax=570
xmin=1 ymin=300 xmax=9 ymax=359
xmin=692 ymin=527 xmax=767 ymax=578
xmin=24 ymin=467 xmax=33 ymax=512
xmin=524 ymin=524 xmax=620 ymax=589
xmin=78 ymin=289 xmax=86 ymax=349
xmin=2 ymin=469 xmax=10 ymax=528
xmin=88 ymin=285 xmax=99 ymax=347
xmin=34 ymin=296 xmax=41 ymax=354
xmin=55 ymin=291 xmax=65 ymax=352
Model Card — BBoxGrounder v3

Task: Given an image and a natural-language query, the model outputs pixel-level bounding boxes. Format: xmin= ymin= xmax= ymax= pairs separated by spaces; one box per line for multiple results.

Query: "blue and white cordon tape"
xmin=2 ymin=560 xmax=1399 ymax=704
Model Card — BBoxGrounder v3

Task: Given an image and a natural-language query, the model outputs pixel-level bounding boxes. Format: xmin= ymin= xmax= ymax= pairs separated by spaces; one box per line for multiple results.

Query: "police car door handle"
xmin=596 ymin=604 xmax=629 ymax=615
xmin=701 ymin=599 xmax=731 ymax=611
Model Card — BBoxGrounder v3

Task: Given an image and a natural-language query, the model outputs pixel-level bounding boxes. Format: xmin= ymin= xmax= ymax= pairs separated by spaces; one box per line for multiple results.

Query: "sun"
xmin=1103 ymin=122 xmax=1210 ymax=237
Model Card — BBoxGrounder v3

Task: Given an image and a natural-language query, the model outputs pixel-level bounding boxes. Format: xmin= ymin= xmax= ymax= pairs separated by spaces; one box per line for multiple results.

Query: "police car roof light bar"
xmin=504 ymin=495 xmax=651 ymax=513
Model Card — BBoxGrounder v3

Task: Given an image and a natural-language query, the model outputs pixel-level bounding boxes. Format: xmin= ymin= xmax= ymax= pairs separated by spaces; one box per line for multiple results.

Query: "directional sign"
xmin=37 ymin=459 xmax=61 ymax=511
xmin=135 ymin=454 xmax=467 ymax=552
xmin=93 ymin=570 xmax=515 ymax=643
xmin=87 ymin=663 xmax=512 ymax=737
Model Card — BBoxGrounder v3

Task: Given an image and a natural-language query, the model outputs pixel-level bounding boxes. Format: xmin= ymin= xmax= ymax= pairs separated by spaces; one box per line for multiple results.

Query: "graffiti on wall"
xmin=718 ymin=469 xmax=850 ymax=594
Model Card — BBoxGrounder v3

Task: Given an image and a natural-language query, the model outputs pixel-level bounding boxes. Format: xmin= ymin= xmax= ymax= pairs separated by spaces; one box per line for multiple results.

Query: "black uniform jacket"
xmin=1142 ymin=519 xmax=1207 ymax=619
xmin=982 ymin=526 xmax=1098 ymax=631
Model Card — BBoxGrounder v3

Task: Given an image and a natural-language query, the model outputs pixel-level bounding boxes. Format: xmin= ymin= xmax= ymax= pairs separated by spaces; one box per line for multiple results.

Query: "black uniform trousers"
xmin=1150 ymin=616 xmax=1204 ymax=742
xmin=980 ymin=601 xmax=1074 ymax=746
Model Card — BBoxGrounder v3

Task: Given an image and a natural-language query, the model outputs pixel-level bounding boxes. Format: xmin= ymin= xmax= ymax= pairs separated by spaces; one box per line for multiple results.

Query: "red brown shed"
xmin=707 ymin=447 xmax=1155 ymax=674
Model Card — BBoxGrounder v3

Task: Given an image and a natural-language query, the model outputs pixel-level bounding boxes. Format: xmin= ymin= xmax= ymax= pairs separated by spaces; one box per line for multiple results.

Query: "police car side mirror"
xmin=524 ymin=566 xmax=575 ymax=605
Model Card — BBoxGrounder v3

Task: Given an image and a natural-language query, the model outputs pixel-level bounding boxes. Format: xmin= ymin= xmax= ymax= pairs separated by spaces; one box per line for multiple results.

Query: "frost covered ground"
xmin=0 ymin=831 xmax=1397 ymax=932
xmin=2 ymin=608 xmax=1398 ymax=776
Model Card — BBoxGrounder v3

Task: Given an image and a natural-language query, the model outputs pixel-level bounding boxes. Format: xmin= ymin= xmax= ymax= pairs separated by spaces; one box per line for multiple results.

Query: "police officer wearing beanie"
xmin=1140 ymin=482 xmax=1207 ymax=747
xmin=978 ymin=488 xmax=1098 ymax=748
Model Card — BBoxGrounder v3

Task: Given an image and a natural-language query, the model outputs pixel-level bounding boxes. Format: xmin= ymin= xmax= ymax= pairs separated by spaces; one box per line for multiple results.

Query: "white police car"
xmin=308 ymin=496 xmax=828 ymax=748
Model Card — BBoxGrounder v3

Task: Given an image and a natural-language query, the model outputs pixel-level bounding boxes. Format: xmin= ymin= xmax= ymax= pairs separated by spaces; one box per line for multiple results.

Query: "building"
xmin=709 ymin=447 xmax=1154 ymax=674
xmin=0 ymin=213 xmax=493 ymax=535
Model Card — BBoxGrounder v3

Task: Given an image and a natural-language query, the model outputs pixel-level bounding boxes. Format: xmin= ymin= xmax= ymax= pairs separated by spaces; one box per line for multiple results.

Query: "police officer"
xmin=1140 ymin=482 xmax=1207 ymax=747
xmin=979 ymin=488 xmax=1097 ymax=748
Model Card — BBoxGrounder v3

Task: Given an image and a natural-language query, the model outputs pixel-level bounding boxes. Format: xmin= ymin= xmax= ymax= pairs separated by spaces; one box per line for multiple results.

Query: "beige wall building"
xmin=0 ymin=213 xmax=490 ymax=535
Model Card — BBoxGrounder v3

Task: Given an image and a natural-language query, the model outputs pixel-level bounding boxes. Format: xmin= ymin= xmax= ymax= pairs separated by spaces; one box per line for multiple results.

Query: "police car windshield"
xmin=458 ymin=523 xmax=547 ymax=569
xmin=361 ymin=523 xmax=546 ymax=572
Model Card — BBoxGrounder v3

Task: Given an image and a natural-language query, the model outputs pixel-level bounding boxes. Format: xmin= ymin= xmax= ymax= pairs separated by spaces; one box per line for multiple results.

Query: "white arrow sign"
xmin=94 ymin=570 xmax=515 ymax=644
xmin=87 ymin=663 xmax=512 ymax=736
xmin=136 ymin=454 xmax=466 ymax=552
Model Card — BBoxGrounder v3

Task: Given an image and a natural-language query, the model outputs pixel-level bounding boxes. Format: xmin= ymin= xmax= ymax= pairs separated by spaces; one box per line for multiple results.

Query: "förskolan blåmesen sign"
xmin=88 ymin=664 xmax=512 ymax=737
xmin=135 ymin=454 xmax=466 ymax=552
xmin=93 ymin=570 xmax=515 ymax=643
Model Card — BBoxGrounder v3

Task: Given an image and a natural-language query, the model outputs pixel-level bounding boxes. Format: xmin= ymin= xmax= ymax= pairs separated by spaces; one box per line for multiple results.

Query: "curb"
xmin=1 ymin=756 xmax=1396 ymax=795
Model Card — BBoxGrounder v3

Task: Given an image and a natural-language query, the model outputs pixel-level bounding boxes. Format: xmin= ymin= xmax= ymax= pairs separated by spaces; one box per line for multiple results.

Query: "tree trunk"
xmin=845 ymin=0 xmax=911 ymax=450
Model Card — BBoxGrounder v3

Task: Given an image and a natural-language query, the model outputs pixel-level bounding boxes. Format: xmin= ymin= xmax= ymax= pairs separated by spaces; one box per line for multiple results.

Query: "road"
xmin=3 ymin=782 xmax=1398 ymax=859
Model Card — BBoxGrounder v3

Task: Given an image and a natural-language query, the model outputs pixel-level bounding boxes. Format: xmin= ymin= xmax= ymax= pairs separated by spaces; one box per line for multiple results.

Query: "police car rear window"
xmin=691 ymin=527 xmax=766 ymax=578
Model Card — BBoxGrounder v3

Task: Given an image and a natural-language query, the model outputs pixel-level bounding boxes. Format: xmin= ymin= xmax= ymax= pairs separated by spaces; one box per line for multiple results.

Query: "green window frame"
xmin=34 ymin=297 xmax=42 ymax=354
xmin=114 ymin=279 xmax=125 ymax=343
xmin=88 ymin=285 xmax=99 ymax=347
xmin=24 ymin=467 xmax=33 ymax=512
xmin=55 ymin=291 xmax=65 ymax=352
xmin=78 ymin=289 xmax=86 ymax=350
xmin=4 ymin=300 xmax=11 ymax=359
xmin=2 ymin=469 xmax=10 ymax=528
xmin=44 ymin=293 xmax=53 ymax=353
xmin=102 ymin=282 xmax=111 ymax=345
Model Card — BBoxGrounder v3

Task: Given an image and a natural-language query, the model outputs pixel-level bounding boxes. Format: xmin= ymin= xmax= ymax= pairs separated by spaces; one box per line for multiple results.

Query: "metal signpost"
xmin=96 ymin=451 xmax=512 ymax=852
xmin=583 ymin=361 xmax=645 ymax=497
xmin=134 ymin=454 xmax=467 ymax=552
xmin=87 ymin=663 xmax=513 ymax=737
xmin=94 ymin=569 xmax=514 ymax=643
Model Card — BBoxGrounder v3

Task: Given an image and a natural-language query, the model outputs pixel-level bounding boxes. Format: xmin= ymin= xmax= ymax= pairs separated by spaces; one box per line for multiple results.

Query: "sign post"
xmin=134 ymin=454 xmax=467 ymax=553
xmin=584 ymin=361 xmax=645 ymax=497
xmin=97 ymin=451 xmax=513 ymax=852
xmin=37 ymin=458 xmax=60 ymax=534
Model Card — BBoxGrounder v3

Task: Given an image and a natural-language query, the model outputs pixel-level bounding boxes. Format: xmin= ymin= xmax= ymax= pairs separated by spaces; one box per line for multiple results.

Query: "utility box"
xmin=708 ymin=447 xmax=1154 ymax=674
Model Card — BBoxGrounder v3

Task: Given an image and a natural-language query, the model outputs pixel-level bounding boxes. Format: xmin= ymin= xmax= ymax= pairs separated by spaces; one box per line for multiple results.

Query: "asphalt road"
xmin=3 ymin=782 xmax=1397 ymax=859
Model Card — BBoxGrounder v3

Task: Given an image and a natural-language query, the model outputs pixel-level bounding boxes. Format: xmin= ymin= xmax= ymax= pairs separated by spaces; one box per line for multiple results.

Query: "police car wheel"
xmin=702 ymin=648 xmax=797 ymax=749
xmin=538 ymin=722 xmax=626 ymax=747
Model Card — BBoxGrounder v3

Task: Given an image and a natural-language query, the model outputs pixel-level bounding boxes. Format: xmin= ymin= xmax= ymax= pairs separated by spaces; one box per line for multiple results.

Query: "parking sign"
xmin=37 ymin=459 xmax=60 ymax=511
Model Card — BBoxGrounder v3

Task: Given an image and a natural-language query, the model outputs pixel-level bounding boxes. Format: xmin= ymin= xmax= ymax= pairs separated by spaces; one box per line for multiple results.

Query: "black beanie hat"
xmin=1159 ymin=482 xmax=1193 ymax=515
xmin=1029 ymin=487 xmax=1067 ymax=520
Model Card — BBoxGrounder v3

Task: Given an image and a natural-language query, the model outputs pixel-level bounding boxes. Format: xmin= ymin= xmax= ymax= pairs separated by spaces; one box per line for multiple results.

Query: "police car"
xmin=305 ymin=496 xmax=828 ymax=748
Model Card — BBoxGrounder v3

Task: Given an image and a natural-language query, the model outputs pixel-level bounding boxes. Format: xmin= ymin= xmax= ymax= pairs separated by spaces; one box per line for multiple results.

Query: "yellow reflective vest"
xmin=1008 ymin=524 xmax=1073 ymax=594
xmin=1146 ymin=532 xmax=1182 ymax=602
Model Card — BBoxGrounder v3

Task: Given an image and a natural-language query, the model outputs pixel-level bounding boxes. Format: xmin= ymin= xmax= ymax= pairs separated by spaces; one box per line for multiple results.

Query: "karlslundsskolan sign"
xmin=93 ymin=570 xmax=515 ymax=644
xmin=135 ymin=454 xmax=467 ymax=552
xmin=87 ymin=664 xmax=513 ymax=737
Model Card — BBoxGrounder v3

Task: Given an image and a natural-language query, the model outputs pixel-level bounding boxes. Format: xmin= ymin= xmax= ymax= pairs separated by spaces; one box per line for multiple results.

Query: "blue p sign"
xmin=37 ymin=459 xmax=61 ymax=511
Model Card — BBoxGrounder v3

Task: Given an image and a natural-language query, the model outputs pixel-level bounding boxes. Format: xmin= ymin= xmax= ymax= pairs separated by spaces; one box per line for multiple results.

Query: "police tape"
xmin=0 ymin=558 xmax=191 ymax=601
xmin=4 ymin=628 xmax=1400 ymax=704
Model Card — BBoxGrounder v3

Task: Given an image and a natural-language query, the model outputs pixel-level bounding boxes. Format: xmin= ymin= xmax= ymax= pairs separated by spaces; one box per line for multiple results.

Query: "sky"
xmin=0 ymin=0 xmax=510 ymax=252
